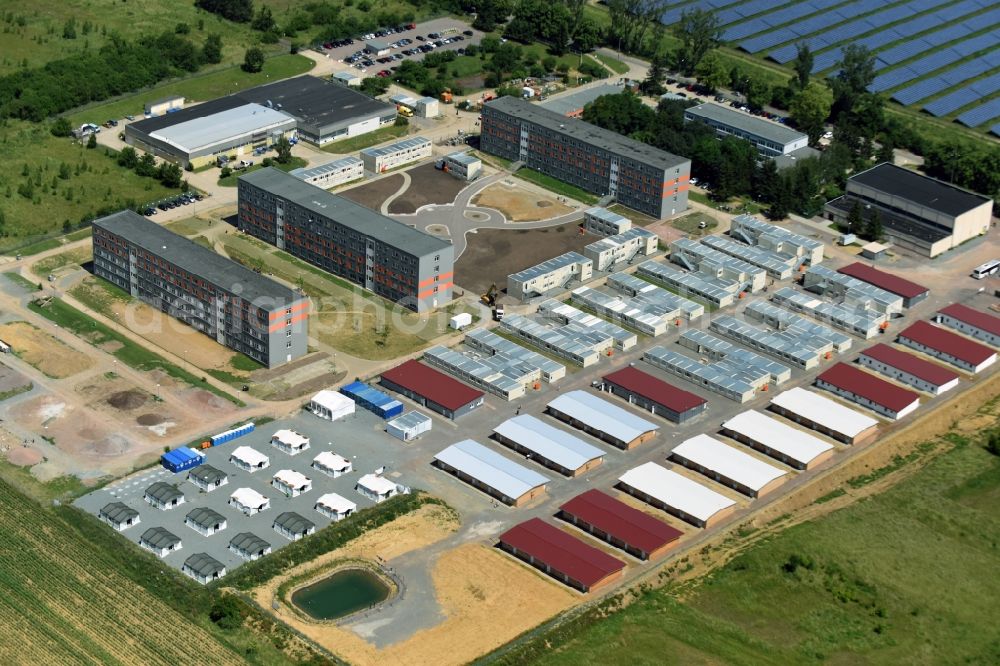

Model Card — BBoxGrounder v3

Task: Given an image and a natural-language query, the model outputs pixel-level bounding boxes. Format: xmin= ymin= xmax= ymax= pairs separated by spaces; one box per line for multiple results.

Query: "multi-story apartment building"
xmin=480 ymin=97 xmax=691 ymax=219
xmin=91 ymin=210 xmax=308 ymax=368
xmin=238 ymin=168 xmax=453 ymax=311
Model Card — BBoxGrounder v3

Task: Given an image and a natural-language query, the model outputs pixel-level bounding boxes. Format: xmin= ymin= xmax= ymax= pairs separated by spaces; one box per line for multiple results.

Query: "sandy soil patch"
xmin=472 ymin=182 xmax=573 ymax=221
xmin=8 ymin=393 xmax=133 ymax=459
xmin=5 ymin=447 xmax=43 ymax=466
xmin=0 ymin=321 xmax=94 ymax=378
xmin=107 ymin=300 xmax=233 ymax=371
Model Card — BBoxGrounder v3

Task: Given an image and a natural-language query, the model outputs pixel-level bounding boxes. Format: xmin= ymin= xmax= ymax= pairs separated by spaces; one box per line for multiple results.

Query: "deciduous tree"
xmin=673 ymin=8 xmax=722 ymax=76
xmin=789 ymin=81 xmax=832 ymax=144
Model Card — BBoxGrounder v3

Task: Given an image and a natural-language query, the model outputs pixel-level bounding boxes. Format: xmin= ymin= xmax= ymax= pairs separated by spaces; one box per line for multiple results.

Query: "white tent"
xmin=229 ymin=487 xmax=270 ymax=515
xmin=270 ymin=429 xmax=310 ymax=455
xmin=356 ymin=474 xmax=399 ymax=503
xmin=272 ymin=469 xmax=313 ymax=496
xmin=315 ymin=492 xmax=357 ymax=521
xmin=309 ymin=390 xmax=356 ymax=421
xmin=230 ymin=446 xmax=269 ymax=471
xmin=312 ymin=451 xmax=352 ymax=477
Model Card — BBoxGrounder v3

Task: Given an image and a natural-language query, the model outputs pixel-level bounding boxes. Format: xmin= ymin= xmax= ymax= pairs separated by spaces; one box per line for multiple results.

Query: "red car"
xmin=407 ymin=23 xmax=416 ymax=30
xmin=377 ymin=70 xmax=391 ymax=77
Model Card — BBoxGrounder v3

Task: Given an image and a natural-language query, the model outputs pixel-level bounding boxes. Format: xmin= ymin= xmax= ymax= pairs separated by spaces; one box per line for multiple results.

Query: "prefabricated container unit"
xmin=450 ymin=312 xmax=473 ymax=330
xmin=210 ymin=422 xmax=255 ymax=446
xmin=161 ymin=447 xmax=205 ymax=473
xmin=340 ymin=381 xmax=405 ymax=419
xmin=386 ymin=411 xmax=433 ymax=442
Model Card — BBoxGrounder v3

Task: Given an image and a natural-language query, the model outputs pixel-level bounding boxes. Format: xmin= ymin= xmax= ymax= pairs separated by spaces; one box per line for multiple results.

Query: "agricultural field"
xmin=493 ymin=405 xmax=1000 ymax=665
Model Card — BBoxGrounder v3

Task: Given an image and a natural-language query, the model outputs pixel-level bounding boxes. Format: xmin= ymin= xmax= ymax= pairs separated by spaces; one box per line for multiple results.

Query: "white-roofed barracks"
xmin=433 ymin=439 xmax=550 ymax=506
xmin=669 ymin=434 xmax=787 ymax=498
xmin=492 ymin=415 xmax=606 ymax=477
xmin=618 ymin=462 xmax=737 ymax=528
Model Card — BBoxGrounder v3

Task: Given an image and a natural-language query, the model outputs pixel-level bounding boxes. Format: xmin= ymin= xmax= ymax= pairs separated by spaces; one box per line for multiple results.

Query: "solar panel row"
xmin=891 ymin=54 xmax=1000 ymax=105
xmin=661 ymin=1 xmax=736 ymax=26
xmin=871 ymin=29 xmax=1000 ymax=93
xmin=924 ymin=71 xmax=1000 ymax=116
xmin=956 ymin=96 xmax=1000 ymax=127
xmin=991 ymin=123 xmax=1000 ymax=137
xmin=875 ymin=2 xmax=999 ymax=68
xmin=733 ymin=0 xmax=846 ymax=49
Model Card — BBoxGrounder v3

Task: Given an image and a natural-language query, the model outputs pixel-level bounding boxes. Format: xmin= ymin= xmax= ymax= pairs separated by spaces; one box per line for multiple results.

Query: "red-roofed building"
xmin=815 ymin=362 xmax=921 ymax=420
xmin=837 ymin=262 xmax=929 ymax=307
xmin=498 ymin=518 xmax=626 ymax=592
xmin=936 ymin=304 xmax=1000 ymax=347
xmin=897 ymin=320 xmax=997 ymax=374
xmin=559 ymin=489 xmax=683 ymax=561
xmin=380 ymin=360 xmax=484 ymax=419
xmin=858 ymin=343 xmax=960 ymax=396
xmin=602 ymin=366 xmax=708 ymax=423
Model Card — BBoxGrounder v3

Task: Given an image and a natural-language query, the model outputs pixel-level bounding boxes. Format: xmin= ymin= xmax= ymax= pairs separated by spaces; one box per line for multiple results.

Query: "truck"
xmin=493 ymin=304 xmax=505 ymax=321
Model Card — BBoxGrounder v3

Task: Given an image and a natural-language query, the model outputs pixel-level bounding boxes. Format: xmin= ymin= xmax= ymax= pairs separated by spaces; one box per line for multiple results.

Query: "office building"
xmin=91 ymin=210 xmax=308 ymax=368
xmin=480 ymin=97 xmax=691 ymax=219
xmin=683 ymin=102 xmax=808 ymax=157
xmin=238 ymin=168 xmax=453 ymax=312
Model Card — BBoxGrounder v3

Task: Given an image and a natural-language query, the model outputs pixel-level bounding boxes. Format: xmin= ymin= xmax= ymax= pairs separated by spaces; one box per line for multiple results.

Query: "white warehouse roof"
xmin=231 ymin=446 xmax=269 ymax=467
xmin=672 ymin=434 xmax=786 ymax=492
xmin=547 ymin=390 xmax=659 ymax=444
xmin=722 ymin=410 xmax=834 ymax=467
xmin=619 ymin=462 xmax=736 ymax=524
xmin=150 ymin=103 xmax=293 ymax=152
xmin=230 ymin=487 xmax=268 ymax=508
xmin=434 ymin=439 xmax=549 ymax=500
xmin=769 ymin=387 xmax=879 ymax=439
xmin=493 ymin=415 xmax=605 ymax=471
xmin=315 ymin=492 xmax=356 ymax=514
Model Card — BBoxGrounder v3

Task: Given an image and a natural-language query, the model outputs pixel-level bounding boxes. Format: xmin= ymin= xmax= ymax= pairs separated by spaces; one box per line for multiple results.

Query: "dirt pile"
xmin=136 ymin=413 xmax=165 ymax=426
xmin=107 ymin=390 xmax=146 ymax=410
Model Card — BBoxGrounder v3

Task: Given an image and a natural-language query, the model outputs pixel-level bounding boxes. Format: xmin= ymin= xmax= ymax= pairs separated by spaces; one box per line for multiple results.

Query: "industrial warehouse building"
xmin=584 ymin=228 xmax=660 ymax=272
xmin=380 ymin=359 xmax=485 ymax=419
xmin=238 ymin=168 xmax=454 ymax=312
xmin=481 ymin=96 xmax=691 ymax=219
xmin=559 ymin=489 xmax=683 ymax=560
xmin=836 ymin=262 xmax=929 ymax=307
xmin=601 ymin=366 xmax=708 ymax=423
xmin=126 ymin=75 xmax=396 ymax=165
xmin=815 ymin=363 xmax=921 ymax=420
xmin=897 ymin=320 xmax=997 ymax=374
xmin=508 ymin=252 xmax=593 ymax=301
xmin=498 ymin=518 xmax=626 ymax=593
xmin=617 ymin=462 xmax=737 ymax=528
xmin=290 ymin=156 xmax=364 ymax=189
xmin=858 ymin=343 xmax=960 ymax=395
xmin=825 ymin=163 xmax=993 ymax=257
xmin=361 ymin=136 xmax=432 ymax=173
xmin=768 ymin=387 xmax=879 ymax=445
xmin=683 ymin=103 xmax=809 ymax=157
xmin=936 ymin=304 xmax=1000 ymax=347
xmin=433 ymin=439 xmax=550 ymax=506
xmin=721 ymin=410 xmax=836 ymax=470
xmin=547 ymin=390 xmax=659 ymax=450
xmin=584 ymin=207 xmax=632 ymax=236
xmin=670 ymin=434 xmax=787 ymax=498
xmin=492 ymin=414 xmax=606 ymax=477
xmin=92 ymin=210 xmax=309 ymax=368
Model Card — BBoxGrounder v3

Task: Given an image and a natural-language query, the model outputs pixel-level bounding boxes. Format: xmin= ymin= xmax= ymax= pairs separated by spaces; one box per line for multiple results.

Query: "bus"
xmin=972 ymin=259 xmax=1000 ymax=279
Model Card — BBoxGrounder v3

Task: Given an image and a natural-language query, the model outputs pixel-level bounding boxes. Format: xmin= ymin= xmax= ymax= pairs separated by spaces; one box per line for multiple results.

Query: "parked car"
xmin=463 ymin=29 xmax=473 ymax=36
xmin=416 ymin=35 xmax=425 ymax=41
xmin=428 ymin=32 xmax=440 ymax=39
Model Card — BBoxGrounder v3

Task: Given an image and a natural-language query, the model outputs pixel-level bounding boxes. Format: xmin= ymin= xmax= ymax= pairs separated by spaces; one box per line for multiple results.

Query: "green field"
xmin=492 ymin=424 xmax=1000 ymax=665
xmin=514 ymin=167 xmax=600 ymax=204
xmin=593 ymin=53 xmax=630 ymax=75
xmin=67 ymin=54 xmax=315 ymax=127
xmin=321 ymin=123 xmax=410 ymax=154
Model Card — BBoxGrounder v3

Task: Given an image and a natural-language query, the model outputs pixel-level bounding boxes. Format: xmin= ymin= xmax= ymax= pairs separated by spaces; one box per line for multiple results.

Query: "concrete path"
xmin=380 ymin=170 xmax=412 ymax=215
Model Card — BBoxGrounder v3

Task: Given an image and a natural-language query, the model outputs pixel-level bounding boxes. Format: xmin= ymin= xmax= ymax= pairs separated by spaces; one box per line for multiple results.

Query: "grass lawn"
xmin=496 ymin=420 xmax=1000 ymax=665
xmin=607 ymin=203 xmax=658 ymax=226
xmin=593 ymin=52 xmax=630 ymax=75
xmin=321 ymin=124 xmax=410 ymax=154
xmin=28 ymin=297 xmax=242 ymax=406
xmin=67 ymin=54 xmax=315 ymax=127
xmin=217 ymin=156 xmax=308 ymax=187
xmin=514 ymin=167 xmax=600 ymax=205
xmin=0 ymin=126 xmax=178 ymax=253
xmin=671 ymin=212 xmax=719 ymax=236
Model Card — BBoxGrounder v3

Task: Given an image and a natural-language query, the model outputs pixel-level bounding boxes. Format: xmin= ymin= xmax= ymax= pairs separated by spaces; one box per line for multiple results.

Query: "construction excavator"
xmin=481 ymin=283 xmax=504 ymax=321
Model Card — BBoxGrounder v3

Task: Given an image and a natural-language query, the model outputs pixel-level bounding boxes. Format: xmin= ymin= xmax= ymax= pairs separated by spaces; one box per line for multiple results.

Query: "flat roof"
xmin=560 ymin=489 xmax=683 ymax=554
xmin=672 ymin=434 xmax=787 ymax=492
xmin=837 ymin=262 xmax=929 ymax=300
xmin=486 ymin=96 xmax=688 ymax=172
xmin=381 ymin=359 xmax=484 ymax=411
xmin=434 ymin=439 xmax=550 ymax=500
xmin=387 ymin=411 xmax=432 ymax=431
xmin=493 ymin=415 xmax=605 ymax=471
xmin=290 ymin=156 xmax=363 ymax=180
xmin=849 ymin=163 xmax=991 ymax=217
xmin=618 ymin=462 xmax=736 ymax=523
xmin=899 ymin=321 xmax=996 ymax=366
xmin=499 ymin=517 xmax=625 ymax=587
xmin=685 ymin=102 xmax=807 ymax=145
xmin=149 ymin=103 xmax=293 ymax=152
xmin=539 ymin=83 xmax=625 ymax=115
xmin=239 ymin=75 xmax=395 ymax=132
xmin=93 ymin=210 xmax=301 ymax=306
xmin=240 ymin=168 xmax=450 ymax=257
xmin=603 ymin=366 xmax=707 ymax=414
xmin=769 ymin=387 xmax=878 ymax=439
xmin=939 ymin=303 xmax=1000 ymax=338
xmin=547 ymin=390 xmax=659 ymax=443
xmin=721 ymin=410 xmax=835 ymax=466
xmin=361 ymin=135 xmax=431 ymax=158
xmin=816 ymin=362 xmax=921 ymax=413
xmin=861 ymin=343 xmax=960 ymax=387
xmin=509 ymin=251 xmax=591 ymax=283
xmin=445 ymin=150 xmax=481 ymax=165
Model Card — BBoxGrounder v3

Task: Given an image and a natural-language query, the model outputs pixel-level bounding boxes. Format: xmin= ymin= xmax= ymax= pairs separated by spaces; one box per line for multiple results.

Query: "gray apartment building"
xmin=91 ymin=210 xmax=308 ymax=368
xmin=237 ymin=168 xmax=454 ymax=312
xmin=480 ymin=97 xmax=690 ymax=219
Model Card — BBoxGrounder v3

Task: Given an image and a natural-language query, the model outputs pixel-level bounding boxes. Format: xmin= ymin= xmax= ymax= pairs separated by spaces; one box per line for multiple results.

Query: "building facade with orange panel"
xmin=480 ymin=97 xmax=690 ymax=219
xmin=237 ymin=168 xmax=453 ymax=312
xmin=92 ymin=210 xmax=308 ymax=368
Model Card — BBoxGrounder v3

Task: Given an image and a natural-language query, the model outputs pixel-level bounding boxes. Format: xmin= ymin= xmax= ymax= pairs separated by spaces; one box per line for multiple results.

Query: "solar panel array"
xmin=956 ymin=96 xmax=1000 ymax=127
xmin=660 ymin=0 xmax=745 ymax=27
xmin=874 ymin=3 xmax=1000 ymax=68
xmin=892 ymin=52 xmax=1000 ymax=104
xmin=729 ymin=0 xmax=846 ymax=47
xmin=870 ymin=28 xmax=1000 ymax=92
xmin=923 ymin=71 xmax=1000 ymax=116
xmin=992 ymin=123 xmax=1000 ymax=137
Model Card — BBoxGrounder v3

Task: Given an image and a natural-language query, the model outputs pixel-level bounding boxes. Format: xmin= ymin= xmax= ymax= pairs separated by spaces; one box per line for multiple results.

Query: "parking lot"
xmin=313 ymin=18 xmax=484 ymax=76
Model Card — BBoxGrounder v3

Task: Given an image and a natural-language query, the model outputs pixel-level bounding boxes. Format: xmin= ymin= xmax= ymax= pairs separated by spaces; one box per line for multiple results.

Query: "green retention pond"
xmin=291 ymin=568 xmax=391 ymax=621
